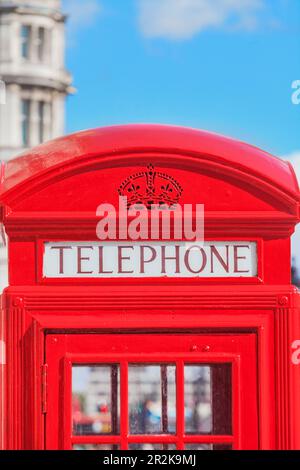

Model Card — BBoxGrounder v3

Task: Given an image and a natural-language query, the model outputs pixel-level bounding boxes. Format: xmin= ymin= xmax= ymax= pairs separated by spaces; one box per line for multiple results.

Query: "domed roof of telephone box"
xmin=0 ymin=125 xmax=299 ymax=209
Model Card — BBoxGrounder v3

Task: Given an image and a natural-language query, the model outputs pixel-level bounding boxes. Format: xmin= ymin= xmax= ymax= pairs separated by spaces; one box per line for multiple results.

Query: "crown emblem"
xmin=118 ymin=164 xmax=183 ymax=209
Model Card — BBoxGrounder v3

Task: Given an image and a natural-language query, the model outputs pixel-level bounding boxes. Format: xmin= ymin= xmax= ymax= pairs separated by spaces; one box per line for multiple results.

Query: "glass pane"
xmin=213 ymin=444 xmax=232 ymax=450
xmin=185 ymin=444 xmax=213 ymax=450
xmin=38 ymin=101 xmax=45 ymax=143
xmin=72 ymin=365 xmax=120 ymax=435
xmin=37 ymin=27 xmax=45 ymax=61
xmin=129 ymin=443 xmax=177 ymax=450
xmin=211 ymin=365 xmax=232 ymax=435
xmin=184 ymin=364 xmax=232 ymax=435
xmin=73 ymin=444 xmax=119 ymax=450
xmin=129 ymin=364 xmax=176 ymax=435
xmin=185 ymin=444 xmax=232 ymax=450
xmin=21 ymin=99 xmax=30 ymax=146
xmin=21 ymin=25 xmax=31 ymax=58
xmin=184 ymin=366 xmax=212 ymax=434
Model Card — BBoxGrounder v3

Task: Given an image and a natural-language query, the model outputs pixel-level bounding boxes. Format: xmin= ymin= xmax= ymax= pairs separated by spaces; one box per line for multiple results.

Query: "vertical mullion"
xmin=63 ymin=358 xmax=72 ymax=450
xmin=161 ymin=365 xmax=168 ymax=450
xmin=176 ymin=360 xmax=185 ymax=450
xmin=232 ymin=359 xmax=241 ymax=450
xmin=120 ymin=362 xmax=129 ymax=450
xmin=111 ymin=365 xmax=118 ymax=435
xmin=161 ymin=365 xmax=168 ymax=432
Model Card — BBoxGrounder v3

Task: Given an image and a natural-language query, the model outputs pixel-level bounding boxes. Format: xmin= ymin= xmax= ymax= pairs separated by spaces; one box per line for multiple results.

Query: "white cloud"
xmin=137 ymin=0 xmax=265 ymax=40
xmin=63 ymin=0 xmax=102 ymax=43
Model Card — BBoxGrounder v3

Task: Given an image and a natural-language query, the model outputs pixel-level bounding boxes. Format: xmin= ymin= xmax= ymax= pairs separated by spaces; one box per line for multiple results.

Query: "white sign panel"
xmin=43 ymin=241 xmax=257 ymax=278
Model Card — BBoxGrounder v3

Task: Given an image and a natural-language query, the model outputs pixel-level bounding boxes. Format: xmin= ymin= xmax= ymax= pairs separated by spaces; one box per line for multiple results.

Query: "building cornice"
xmin=0 ymin=73 xmax=73 ymax=93
xmin=0 ymin=4 xmax=65 ymax=22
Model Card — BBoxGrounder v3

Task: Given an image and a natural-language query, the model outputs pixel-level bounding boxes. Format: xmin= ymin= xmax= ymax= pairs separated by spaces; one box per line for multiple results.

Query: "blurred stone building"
xmin=0 ymin=0 xmax=72 ymax=161
xmin=0 ymin=0 xmax=72 ymax=290
xmin=292 ymin=261 xmax=300 ymax=288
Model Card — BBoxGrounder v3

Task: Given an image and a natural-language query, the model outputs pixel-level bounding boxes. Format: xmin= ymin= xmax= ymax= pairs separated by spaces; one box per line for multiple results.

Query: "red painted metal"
xmin=120 ymin=362 xmax=129 ymax=451
xmin=1 ymin=125 xmax=299 ymax=201
xmin=176 ymin=360 xmax=185 ymax=451
xmin=0 ymin=124 xmax=299 ymax=450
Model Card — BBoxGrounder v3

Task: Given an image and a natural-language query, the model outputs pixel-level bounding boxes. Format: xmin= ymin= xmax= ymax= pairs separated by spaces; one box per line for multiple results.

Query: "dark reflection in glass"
xmin=72 ymin=365 xmax=120 ymax=436
xmin=211 ymin=365 xmax=232 ymax=435
xmin=213 ymin=444 xmax=232 ymax=450
xmin=185 ymin=444 xmax=232 ymax=450
xmin=128 ymin=365 xmax=176 ymax=435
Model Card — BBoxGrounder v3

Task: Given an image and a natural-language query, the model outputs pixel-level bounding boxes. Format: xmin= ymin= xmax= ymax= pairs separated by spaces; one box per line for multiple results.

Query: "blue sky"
xmin=62 ymin=0 xmax=300 ymax=264
xmin=63 ymin=0 xmax=300 ymax=159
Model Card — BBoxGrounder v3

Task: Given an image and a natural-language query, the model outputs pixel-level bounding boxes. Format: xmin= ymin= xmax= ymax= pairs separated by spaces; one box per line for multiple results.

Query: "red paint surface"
xmin=0 ymin=125 xmax=299 ymax=450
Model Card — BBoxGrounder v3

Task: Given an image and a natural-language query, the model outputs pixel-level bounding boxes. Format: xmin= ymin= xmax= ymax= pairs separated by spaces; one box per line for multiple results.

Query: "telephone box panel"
xmin=0 ymin=125 xmax=299 ymax=450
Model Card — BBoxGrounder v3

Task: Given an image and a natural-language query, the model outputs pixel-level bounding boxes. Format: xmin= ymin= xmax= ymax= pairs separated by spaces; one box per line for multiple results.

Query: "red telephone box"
xmin=0 ymin=124 xmax=300 ymax=450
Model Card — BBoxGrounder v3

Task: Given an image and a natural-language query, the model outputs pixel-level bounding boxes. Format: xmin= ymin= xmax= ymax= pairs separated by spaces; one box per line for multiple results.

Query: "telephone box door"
xmin=45 ymin=332 xmax=258 ymax=450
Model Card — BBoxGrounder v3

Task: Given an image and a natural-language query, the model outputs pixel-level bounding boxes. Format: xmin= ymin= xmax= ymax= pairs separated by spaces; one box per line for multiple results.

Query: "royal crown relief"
xmin=118 ymin=164 xmax=183 ymax=209
xmin=42 ymin=164 xmax=258 ymax=279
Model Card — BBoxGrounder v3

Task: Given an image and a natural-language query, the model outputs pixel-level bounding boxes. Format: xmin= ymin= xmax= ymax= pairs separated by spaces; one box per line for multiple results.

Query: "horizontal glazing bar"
xmin=67 ymin=353 xmax=236 ymax=363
